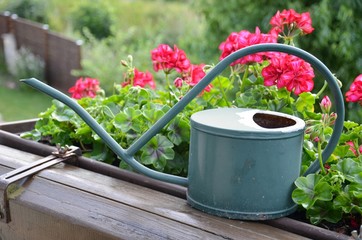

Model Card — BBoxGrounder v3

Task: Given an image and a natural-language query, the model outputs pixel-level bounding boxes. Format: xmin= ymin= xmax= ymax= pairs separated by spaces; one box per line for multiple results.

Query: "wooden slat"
xmin=0 ymin=145 xmax=310 ymax=239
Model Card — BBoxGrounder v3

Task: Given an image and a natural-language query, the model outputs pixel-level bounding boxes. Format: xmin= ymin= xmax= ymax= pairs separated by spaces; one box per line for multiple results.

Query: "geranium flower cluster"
xmin=262 ymin=53 xmax=314 ymax=95
xmin=151 ymin=44 xmax=212 ymax=92
xmin=68 ymin=77 xmax=100 ymax=99
xmin=218 ymin=27 xmax=277 ymax=65
xmin=151 ymin=44 xmax=191 ymax=74
xmin=121 ymin=68 xmax=156 ymax=89
xmin=346 ymin=74 xmax=362 ymax=105
xmin=218 ymin=9 xmax=315 ymax=96
xmin=270 ymin=9 xmax=314 ymax=36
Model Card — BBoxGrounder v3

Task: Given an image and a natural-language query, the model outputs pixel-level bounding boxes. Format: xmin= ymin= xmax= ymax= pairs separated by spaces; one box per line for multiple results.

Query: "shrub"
xmin=15 ymin=47 xmax=45 ymax=84
xmin=4 ymin=0 xmax=48 ymax=23
xmin=71 ymin=1 xmax=113 ymax=40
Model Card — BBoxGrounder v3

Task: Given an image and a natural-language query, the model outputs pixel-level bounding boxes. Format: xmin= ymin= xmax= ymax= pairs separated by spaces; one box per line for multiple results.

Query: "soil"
xmin=289 ymin=209 xmax=361 ymax=236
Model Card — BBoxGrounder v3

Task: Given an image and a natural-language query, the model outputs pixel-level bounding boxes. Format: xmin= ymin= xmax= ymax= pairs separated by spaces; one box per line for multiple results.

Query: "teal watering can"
xmin=22 ymin=43 xmax=345 ymax=220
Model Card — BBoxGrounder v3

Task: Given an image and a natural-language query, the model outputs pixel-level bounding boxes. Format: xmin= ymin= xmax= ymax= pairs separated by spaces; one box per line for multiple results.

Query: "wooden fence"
xmin=0 ymin=12 xmax=82 ymax=93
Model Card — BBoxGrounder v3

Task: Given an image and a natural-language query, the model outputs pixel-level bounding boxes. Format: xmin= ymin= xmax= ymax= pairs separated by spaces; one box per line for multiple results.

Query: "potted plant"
xmin=18 ymin=8 xmax=361 ymax=238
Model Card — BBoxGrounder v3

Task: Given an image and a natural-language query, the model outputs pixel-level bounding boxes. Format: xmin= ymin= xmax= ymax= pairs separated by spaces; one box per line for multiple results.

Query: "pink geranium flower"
xmin=180 ymin=64 xmax=212 ymax=92
xmin=346 ymin=141 xmax=362 ymax=156
xmin=219 ymin=27 xmax=277 ymax=66
xmin=151 ymin=44 xmax=191 ymax=74
xmin=346 ymin=74 xmax=362 ymax=105
xmin=68 ymin=77 xmax=100 ymax=99
xmin=270 ymin=9 xmax=314 ymax=35
xmin=262 ymin=53 xmax=314 ymax=95
xmin=122 ymin=68 xmax=156 ymax=89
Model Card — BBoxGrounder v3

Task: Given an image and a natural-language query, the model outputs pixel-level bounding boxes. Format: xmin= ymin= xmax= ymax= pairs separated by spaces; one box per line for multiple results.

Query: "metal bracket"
xmin=0 ymin=145 xmax=81 ymax=223
xmin=352 ymin=225 xmax=362 ymax=240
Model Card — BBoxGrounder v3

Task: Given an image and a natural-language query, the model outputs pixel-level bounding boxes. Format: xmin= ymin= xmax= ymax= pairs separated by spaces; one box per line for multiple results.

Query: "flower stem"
xmin=218 ymin=77 xmax=231 ymax=107
xmin=318 ymin=141 xmax=326 ymax=174
xmin=165 ymin=73 xmax=172 ymax=105
xmin=316 ymin=81 xmax=328 ymax=98
xmin=240 ymin=65 xmax=249 ymax=92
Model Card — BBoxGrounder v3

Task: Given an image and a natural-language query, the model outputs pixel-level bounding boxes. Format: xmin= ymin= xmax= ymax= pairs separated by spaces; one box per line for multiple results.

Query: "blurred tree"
xmin=5 ymin=0 xmax=48 ymax=23
xmin=71 ymin=1 xmax=113 ymax=40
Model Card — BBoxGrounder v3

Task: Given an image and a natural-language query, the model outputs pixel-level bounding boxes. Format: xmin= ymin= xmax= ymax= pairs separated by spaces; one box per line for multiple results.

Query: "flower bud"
xmin=320 ymin=95 xmax=331 ymax=113
xmin=127 ymin=55 xmax=133 ymax=63
xmin=120 ymin=60 xmax=128 ymax=67
xmin=174 ymin=77 xmax=183 ymax=88
xmin=329 ymin=112 xmax=337 ymax=126
xmin=305 ymin=126 xmax=314 ymax=134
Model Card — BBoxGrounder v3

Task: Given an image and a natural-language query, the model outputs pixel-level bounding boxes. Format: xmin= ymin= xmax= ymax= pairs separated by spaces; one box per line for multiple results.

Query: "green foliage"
xmin=294 ymin=115 xmax=362 ymax=225
xmin=70 ymin=1 xmax=206 ymax=94
xmin=70 ymin=1 xmax=113 ymax=40
xmin=15 ymin=47 xmax=45 ymax=84
xmin=72 ymin=28 xmax=157 ymax=94
xmin=4 ymin=0 xmax=48 ymax=23
xmin=293 ymin=157 xmax=362 ymax=224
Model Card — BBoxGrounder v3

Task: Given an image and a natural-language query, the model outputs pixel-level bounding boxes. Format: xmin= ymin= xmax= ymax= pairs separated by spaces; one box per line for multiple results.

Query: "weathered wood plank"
xmin=8 ymin=178 xmax=227 ymax=240
xmin=0 ymin=144 xmax=310 ymax=239
xmin=0 ymin=119 xmax=36 ymax=133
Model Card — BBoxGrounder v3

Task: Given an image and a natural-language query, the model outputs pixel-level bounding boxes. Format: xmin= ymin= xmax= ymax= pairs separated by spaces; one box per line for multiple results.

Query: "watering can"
xmin=22 ymin=43 xmax=345 ymax=220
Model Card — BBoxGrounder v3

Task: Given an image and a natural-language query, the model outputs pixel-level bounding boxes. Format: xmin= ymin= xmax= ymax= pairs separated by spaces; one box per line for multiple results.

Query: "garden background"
xmin=0 ymin=0 xmax=361 ymax=123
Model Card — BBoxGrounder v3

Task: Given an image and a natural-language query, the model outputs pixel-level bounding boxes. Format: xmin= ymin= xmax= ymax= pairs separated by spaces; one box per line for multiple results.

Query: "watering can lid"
xmin=190 ymin=108 xmax=305 ymax=139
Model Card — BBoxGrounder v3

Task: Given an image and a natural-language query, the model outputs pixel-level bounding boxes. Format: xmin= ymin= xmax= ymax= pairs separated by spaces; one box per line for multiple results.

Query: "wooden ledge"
xmin=0 ymin=144 xmax=310 ymax=239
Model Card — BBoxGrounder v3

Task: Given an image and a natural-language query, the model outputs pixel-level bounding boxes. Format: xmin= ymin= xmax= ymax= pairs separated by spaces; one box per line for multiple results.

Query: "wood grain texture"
xmin=0 ymin=144 xmax=310 ymax=239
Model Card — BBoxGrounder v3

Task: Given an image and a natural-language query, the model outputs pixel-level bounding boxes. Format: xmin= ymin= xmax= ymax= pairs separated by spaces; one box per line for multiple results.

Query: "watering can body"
xmin=187 ymin=108 xmax=305 ymax=219
xmin=22 ymin=43 xmax=345 ymax=220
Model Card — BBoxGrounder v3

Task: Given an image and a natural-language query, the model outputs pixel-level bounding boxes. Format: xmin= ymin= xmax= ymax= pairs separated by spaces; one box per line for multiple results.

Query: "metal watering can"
xmin=22 ymin=43 xmax=345 ymax=220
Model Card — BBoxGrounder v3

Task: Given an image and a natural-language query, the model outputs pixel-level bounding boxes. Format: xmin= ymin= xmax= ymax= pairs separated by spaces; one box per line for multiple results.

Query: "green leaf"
xmin=332 ymin=145 xmax=351 ymax=159
xmin=167 ymin=117 xmax=190 ymax=145
xmin=140 ymin=134 xmax=174 ymax=171
xmin=75 ymin=125 xmax=92 ymax=135
xmin=332 ymin=158 xmax=362 ymax=183
xmin=307 ymin=201 xmax=343 ymax=224
xmin=334 ymin=192 xmax=353 ymax=213
xmin=142 ymin=107 xmax=164 ymax=126
xmin=344 ymin=121 xmax=359 ymax=130
xmin=349 ymin=183 xmax=362 ymax=199
xmin=51 ymin=107 xmax=75 ymax=122
xmin=295 ymin=92 xmax=316 ymax=113
xmin=113 ymin=107 xmax=142 ymax=132
xmin=292 ymin=174 xmax=333 ymax=209
xmin=20 ymin=129 xmax=42 ymax=141
xmin=85 ymin=141 xmax=114 ymax=164
xmin=102 ymin=105 xmax=116 ymax=118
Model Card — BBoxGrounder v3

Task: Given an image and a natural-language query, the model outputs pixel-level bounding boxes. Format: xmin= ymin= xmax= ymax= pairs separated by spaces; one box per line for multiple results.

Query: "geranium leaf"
xmin=113 ymin=107 xmax=142 ymax=132
xmin=307 ymin=201 xmax=343 ymax=224
xmin=295 ymin=92 xmax=315 ymax=113
xmin=332 ymin=158 xmax=362 ymax=183
xmin=167 ymin=117 xmax=190 ymax=145
xmin=140 ymin=134 xmax=174 ymax=171
xmin=293 ymin=174 xmax=333 ymax=209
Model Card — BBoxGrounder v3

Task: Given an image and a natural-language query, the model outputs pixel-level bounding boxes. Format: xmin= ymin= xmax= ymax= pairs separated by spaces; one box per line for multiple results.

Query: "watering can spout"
xmin=21 ymin=78 xmax=189 ymax=186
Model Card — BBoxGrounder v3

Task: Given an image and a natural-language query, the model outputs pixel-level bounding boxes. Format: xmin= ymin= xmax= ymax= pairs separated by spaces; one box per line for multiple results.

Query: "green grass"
xmin=0 ymin=77 xmax=52 ymax=122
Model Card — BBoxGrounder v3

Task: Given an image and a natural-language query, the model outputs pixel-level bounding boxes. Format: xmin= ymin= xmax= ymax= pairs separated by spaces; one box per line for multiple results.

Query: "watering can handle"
xmin=22 ymin=43 xmax=344 ymax=185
